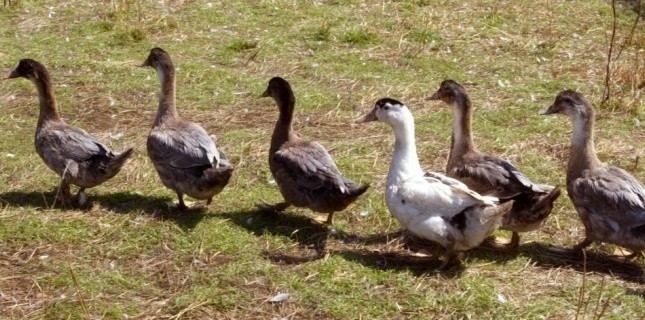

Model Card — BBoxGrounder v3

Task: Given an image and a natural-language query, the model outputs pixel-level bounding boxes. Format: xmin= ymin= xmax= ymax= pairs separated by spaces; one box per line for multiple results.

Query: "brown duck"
xmin=259 ymin=77 xmax=369 ymax=224
xmin=141 ymin=48 xmax=233 ymax=210
xmin=541 ymin=90 xmax=644 ymax=258
xmin=5 ymin=59 xmax=133 ymax=208
xmin=427 ymin=80 xmax=561 ymax=248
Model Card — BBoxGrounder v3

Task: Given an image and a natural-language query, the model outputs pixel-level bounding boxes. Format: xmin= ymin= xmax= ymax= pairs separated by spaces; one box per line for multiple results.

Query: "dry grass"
xmin=0 ymin=0 xmax=643 ymax=319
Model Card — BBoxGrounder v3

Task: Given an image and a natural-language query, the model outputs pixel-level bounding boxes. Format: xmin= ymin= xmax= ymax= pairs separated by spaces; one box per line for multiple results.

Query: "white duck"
xmin=358 ymin=98 xmax=513 ymax=267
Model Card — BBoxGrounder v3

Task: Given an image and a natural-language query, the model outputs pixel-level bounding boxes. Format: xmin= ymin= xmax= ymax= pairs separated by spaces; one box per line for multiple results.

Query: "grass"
xmin=0 ymin=0 xmax=643 ymax=318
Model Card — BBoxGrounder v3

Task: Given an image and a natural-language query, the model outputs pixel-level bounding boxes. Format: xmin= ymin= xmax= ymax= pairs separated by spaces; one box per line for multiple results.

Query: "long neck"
xmin=270 ymin=91 xmax=297 ymax=153
xmin=387 ymin=116 xmax=424 ymax=185
xmin=32 ymin=74 xmax=61 ymax=126
xmin=153 ymin=65 xmax=178 ymax=126
xmin=448 ymin=95 xmax=476 ymax=165
xmin=567 ymin=111 xmax=602 ymax=179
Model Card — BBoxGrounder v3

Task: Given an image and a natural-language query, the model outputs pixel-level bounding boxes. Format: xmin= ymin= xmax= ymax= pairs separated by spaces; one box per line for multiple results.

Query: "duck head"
xmin=5 ymin=59 xmax=47 ymax=81
xmin=357 ymin=98 xmax=412 ymax=127
xmin=140 ymin=47 xmax=174 ymax=70
xmin=261 ymin=76 xmax=291 ymax=98
xmin=260 ymin=77 xmax=295 ymax=109
xmin=540 ymin=90 xmax=593 ymax=120
xmin=426 ymin=79 xmax=469 ymax=110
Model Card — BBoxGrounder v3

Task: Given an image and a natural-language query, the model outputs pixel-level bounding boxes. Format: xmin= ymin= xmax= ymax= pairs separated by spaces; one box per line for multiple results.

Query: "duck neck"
xmin=32 ymin=73 xmax=61 ymax=127
xmin=448 ymin=95 xmax=476 ymax=165
xmin=270 ymin=90 xmax=297 ymax=153
xmin=153 ymin=65 xmax=178 ymax=126
xmin=388 ymin=116 xmax=424 ymax=185
xmin=567 ymin=111 xmax=602 ymax=179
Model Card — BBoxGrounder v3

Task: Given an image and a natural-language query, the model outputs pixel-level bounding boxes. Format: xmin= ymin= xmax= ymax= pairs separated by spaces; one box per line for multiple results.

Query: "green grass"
xmin=0 ymin=0 xmax=643 ymax=318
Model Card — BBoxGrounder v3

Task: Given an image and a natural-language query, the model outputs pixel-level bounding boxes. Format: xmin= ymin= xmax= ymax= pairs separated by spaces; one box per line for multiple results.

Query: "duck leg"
xmin=507 ymin=232 xmax=520 ymax=249
xmin=325 ymin=212 xmax=334 ymax=225
xmin=206 ymin=197 xmax=213 ymax=205
xmin=173 ymin=192 xmax=189 ymax=211
xmin=55 ymin=180 xmax=73 ymax=207
xmin=74 ymin=187 xmax=89 ymax=209
xmin=256 ymin=201 xmax=290 ymax=213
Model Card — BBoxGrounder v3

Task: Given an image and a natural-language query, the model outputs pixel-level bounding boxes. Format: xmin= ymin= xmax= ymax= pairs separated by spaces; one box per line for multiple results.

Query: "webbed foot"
xmin=256 ymin=201 xmax=290 ymax=213
xmin=439 ymin=249 xmax=462 ymax=270
xmin=312 ymin=213 xmax=334 ymax=226
xmin=572 ymin=238 xmax=593 ymax=253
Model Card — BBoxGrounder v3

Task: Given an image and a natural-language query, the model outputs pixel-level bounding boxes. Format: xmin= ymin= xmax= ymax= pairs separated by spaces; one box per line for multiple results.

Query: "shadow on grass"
xmin=0 ymin=190 xmax=172 ymax=213
xmin=333 ymin=232 xmax=516 ymax=277
xmin=0 ymin=190 xmax=206 ymax=230
xmin=335 ymin=248 xmax=466 ymax=278
xmin=219 ymin=209 xmax=644 ymax=282
xmin=221 ymin=209 xmax=331 ymax=250
xmin=94 ymin=192 xmax=208 ymax=231
xmin=520 ymin=242 xmax=644 ymax=284
xmin=161 ymin=207 xmax=209 ymax=231
xmin=0 ymin=190 xmax=53 ymax=209
xmin=93 ymin=192 xmax=171 ymax=214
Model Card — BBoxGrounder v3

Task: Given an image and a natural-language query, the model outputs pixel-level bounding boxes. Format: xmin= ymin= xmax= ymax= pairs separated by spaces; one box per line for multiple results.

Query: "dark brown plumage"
xmin=259 ymin=77 xmax=369 ymax=224
xmin=6 ymin=59 xmax=133 ymax=208
xmin=427 ymin=79 xmax=560 ymax=248
xmin=542 ymin=90 xmax=644 ymax=256
xmin=141 ymin=48 xmax=233 ymax=210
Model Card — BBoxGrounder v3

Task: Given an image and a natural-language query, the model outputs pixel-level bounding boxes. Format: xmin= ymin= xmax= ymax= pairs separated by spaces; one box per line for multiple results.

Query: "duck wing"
xmin=571 ymin=166 xmax=645 ymax=228
xmin=148 ymin=121 xmax=218 ymax=169
xmin=449 ymin=154 xmax=549 ymax=197
xmin=423 ymin=171 xmax=499 ymax=206
xmin=41 ymin=124 xmax=111 ymax=162
xmin=273 ymin=141 xmax=349 ymax=193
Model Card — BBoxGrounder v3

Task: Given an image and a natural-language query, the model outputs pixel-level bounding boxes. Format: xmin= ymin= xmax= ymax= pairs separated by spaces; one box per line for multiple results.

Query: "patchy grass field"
xmin=0 ymin=0 xmax=643 ymax=318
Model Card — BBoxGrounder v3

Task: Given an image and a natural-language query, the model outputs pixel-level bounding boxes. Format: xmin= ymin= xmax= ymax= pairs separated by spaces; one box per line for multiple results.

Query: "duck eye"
xmin=382 ymin=105 xmax=389 ymax=110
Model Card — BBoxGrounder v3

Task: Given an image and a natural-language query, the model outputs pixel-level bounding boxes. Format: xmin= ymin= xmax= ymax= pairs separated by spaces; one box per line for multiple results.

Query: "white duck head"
xmin=358 ymin=98 xmax=424 ymax=183
xmin=359 ymin=98 xmax=414 ymax=128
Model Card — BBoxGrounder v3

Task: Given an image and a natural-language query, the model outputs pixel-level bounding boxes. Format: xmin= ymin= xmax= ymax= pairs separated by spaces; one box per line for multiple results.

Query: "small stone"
xmin=268 ymin=292 xmax=289 ymax=303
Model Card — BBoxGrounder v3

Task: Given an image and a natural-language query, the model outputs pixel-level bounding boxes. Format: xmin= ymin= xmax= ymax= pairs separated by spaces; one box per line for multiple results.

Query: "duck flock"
xmin=4 ymin=47 xmax=644 ymax=268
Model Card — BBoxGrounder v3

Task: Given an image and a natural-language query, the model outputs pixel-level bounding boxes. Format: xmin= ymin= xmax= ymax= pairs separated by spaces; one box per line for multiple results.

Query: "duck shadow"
xmin=221 ymin=209 xmax=332 ymax=252
xmin=0 ymin=190 xmax=53 ymax=209
xmin=333 ymin=232 xmax=518 ymax=277
xmin=0 ymin=190 xmax=206 ymax=230
xmin=334 ymin=236 xmax=644 ymax=281
xmin=342 ymin=232 xmax=644 ymax=283
xmin=519 ymin=242 xmax=644 ymax=284
xmin=93 ymin=192 xmax=208 ymax=230
xmin=335 ymin=248 xmax=466 ymax=278
xmin=0 ymin=190 xmax=171 ymax=213
xmin=92 ymin=192 xmax=172 ymax=214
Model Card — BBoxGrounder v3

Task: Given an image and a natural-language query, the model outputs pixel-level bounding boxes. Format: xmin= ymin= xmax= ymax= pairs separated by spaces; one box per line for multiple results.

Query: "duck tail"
xmin=200 ymin=164 xmax=234 ymax=193
xmin=530 ymin=186 xmax=561 ymax=215
xmin=498 ymin=186 xmax=560 ymax=232
xmin=350 ymin=183 xmax=370 ymax=199
xmin=481 ymin=200 xmax=514 ymax=228
xmin=105 ymin=147 xmax=134 ymax=175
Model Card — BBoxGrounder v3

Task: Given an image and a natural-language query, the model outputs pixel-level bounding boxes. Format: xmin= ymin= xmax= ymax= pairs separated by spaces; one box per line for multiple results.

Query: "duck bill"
xmin=356 ymin=108 xmax=378 ymax=123
xmin=425 ymin=91 xmax=440 ymax=101
xmin=138 ymin=58 xmax=151 ymax=68
xmin=539 ymin=104 xmax=556 ymax=115
xmin=4 ymin=69 xmax=19 ymax=79
xmin=259 ymin=88 xmax=270 ymax=98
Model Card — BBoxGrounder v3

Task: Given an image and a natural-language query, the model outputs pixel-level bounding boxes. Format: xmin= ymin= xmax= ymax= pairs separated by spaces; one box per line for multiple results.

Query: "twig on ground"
xmin=602 ymin=0 xmax=618 ymax=104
